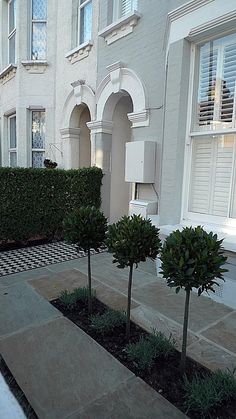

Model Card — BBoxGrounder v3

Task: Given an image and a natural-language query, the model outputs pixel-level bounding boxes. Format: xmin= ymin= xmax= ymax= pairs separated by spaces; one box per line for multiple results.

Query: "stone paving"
xmin=0 ymin=255 xmax=187 ymax=419
xmin=1 ymin=251 xmax=236 ymax=417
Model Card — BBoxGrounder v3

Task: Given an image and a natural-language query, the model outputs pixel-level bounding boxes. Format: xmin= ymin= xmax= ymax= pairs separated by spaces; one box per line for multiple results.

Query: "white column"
xmin=87 ymin=120 xmax=113 ymax=217
xmin=60 ymin=127 xmax=80 ymax=169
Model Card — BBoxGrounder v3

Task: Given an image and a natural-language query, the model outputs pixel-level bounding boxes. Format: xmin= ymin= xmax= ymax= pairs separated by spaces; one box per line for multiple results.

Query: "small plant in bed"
xmin=59 ymin=287 xmax=96 ymax=310
xmin=90 ymin=309 xmax=126 ymax=335
xmin=63 ymin=206 xmax=107 ymax=314
xmin=184 ymin=369 xmax=236 ymax=418
xmin=125 ymin=330 xmax=176 ymax=370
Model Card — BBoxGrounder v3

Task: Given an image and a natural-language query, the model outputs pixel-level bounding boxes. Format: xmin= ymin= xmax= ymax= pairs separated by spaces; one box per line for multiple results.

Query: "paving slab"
xmin=131 ymin=305 xmax=198 ymax=350
xmin=69 ymin=377 xmax=187 ymax=419
xmin=187 ymin=338 xmax=236 ymax=371
xmin=0 ymin=317 xmax=134 ymax=419
xmin=0 ymin=267 xmax=51 ymax=287
xmin=132 ymin=281 xmax=232 ymax=333
xmin=202 ymin=312 xmax=236 ymax=353
xmin=95 ymin=284 xmax=139 ymax=311
xmin=0 ymin=282 xmax=61 ymax=338
xmin=29 ymin=270 xmax=99 ymax=301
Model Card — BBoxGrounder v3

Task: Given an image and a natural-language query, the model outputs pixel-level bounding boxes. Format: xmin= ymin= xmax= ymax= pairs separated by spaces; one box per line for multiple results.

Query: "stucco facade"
xmin=1 ymin=0 xmax=236 ymax=263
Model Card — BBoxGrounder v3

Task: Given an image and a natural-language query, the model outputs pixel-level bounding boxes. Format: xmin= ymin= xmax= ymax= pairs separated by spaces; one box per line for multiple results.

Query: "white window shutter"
xmin=190 ymin=137 xmax=234 ymax=217
xmin=220 ymin=43 xmax=236 ymax=122
xmin=120 ymin=0 xmax=136 ymax=17
xmin=189 ymin=138 xmax=213 ymax=214
xmin=198 ymin=48 xmax=218 ymax=126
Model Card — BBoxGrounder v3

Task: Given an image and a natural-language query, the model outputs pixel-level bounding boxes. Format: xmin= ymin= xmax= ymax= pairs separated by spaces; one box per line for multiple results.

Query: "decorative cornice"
xmin=0 ymin=64 xmax=17 ymax=84
xmin=87 ymin=120 xmax=113 ymax=134
xmin=4 ymin=108 xmax=16 ymax=117
xmin=21 ymin=60 xmax=48 ymax=74
xmin=106 ymin=61 xmax=124 ymax=73
xmin=106 ymin=61 xmax=124 ymax=93
xmin=65 ymin=41 xmax=93 ymax=64
xmin=71 ymin=79 xmax=85 ymax=88
xmin=98 ymin=12 xmax=141 ymax=45
xmin=127 ymin=110 xmax=150 ymax=128
xmin=60 ymin=127 xmax=81 ymax=138
xmin=188 ymin=10 xmax=236 ymax=40
xmin=168 ymin=0 xmax=214 ymax=22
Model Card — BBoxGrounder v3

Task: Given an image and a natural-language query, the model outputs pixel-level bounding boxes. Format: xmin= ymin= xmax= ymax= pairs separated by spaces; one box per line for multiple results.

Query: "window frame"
xmin=31 ymin=0 xmax=47 ymax=60
xmin=112 ymin=0 xmax=138 ymax=22
xmin=8 ymin=0 xmax=16 ymax=64
xmin=31 ymin=109 xmax=46 ymax=168
xmin=182 ymin=34 xmax=236 ymax=229
xmin=8 ymin=114 xmax=17 ymax=167
xmin=77 ymin=0 xmax=92 ymax=46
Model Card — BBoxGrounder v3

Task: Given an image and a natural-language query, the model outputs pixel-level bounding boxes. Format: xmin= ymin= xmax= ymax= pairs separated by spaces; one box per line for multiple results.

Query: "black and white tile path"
xmin=0 ymin=241 xmax=100 ymax=277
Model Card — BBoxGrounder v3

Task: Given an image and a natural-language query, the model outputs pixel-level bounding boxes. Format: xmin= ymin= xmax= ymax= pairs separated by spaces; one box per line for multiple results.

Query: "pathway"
xmin=0 ymin=257 xmax=186 ymax=419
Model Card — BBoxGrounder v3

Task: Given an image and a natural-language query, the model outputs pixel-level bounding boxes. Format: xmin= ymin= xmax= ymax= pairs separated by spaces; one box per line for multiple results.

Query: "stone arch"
xmin=96 ymin=64 xmax=149 ymax=126
xmin=61 ymin=83 xmax=96 ymax=129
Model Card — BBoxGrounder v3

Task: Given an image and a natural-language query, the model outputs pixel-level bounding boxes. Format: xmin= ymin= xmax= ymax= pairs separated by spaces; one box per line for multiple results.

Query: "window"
xmin=32 ymin=111 xmax=45 ymax=168
xmin=187 ymin=33 xmax=236 ymax=222
xmin=113 ymin=0 xmax=137 ymax=21
xmin=78 ymin=0 xmax=92 ymax=45
xmin=31 ymin=0 xmax=47 ymax=60
xmin=8 ymin=0 xmax=16 ymax=63
xmin=9 ymin=115 xmax=17 ymax=167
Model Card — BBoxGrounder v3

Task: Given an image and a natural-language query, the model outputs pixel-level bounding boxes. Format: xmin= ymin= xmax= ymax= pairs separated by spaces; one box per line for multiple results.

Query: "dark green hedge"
xmin=0 ymin=167 xmax=103 ymax=244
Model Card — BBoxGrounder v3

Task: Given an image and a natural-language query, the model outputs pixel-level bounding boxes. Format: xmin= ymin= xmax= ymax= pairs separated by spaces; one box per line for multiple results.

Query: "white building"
xmin=1 ymin=0 xmax=236 ymax=306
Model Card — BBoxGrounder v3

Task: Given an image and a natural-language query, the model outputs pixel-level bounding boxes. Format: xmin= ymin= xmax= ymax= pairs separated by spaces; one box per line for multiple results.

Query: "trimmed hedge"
xmin=0 ymin=167 xmax=103 ymax=244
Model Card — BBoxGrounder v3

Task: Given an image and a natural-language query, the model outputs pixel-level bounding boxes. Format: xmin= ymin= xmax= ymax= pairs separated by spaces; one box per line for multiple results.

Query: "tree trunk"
xmin=126 ymin=263 xmax=134 ymax=341
xmin=180 ymin=289 xmax=191 ymax=374
xmin=88 ymin=248 xmax=92 ymax=314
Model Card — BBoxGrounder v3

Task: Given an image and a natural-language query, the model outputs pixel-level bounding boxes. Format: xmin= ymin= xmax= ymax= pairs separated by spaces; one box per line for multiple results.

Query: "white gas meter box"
xmin=125 ymin=141 xmax=156 ymax=183
xmin=129 ymin=200 xmax=157 ymax=219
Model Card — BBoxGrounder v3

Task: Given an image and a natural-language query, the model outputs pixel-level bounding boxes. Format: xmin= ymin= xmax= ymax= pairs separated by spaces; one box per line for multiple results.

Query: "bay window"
xmin=8 ymin=0 xmax=16 ymax=64
xmin=31 ymin=0 xmax=47 ymax=60
xmin=32 ymin=110 xmax=45 ymax=168
xmin=187 ymin=33 xmax=236 ymax=224
xmin=78 ymin=0 xmax=92 ymax=45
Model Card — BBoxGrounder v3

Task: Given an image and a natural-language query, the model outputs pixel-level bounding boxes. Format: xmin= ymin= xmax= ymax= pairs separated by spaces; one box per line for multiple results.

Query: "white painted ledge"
xmin=65 ymin=41 xmax=93 ymax=64
xmin=21 ymin=60 xmax=48 ymax=74
xmin=0 ymin=64 xmax=17 ymax=84
xmin=99 ymin=11 xmax=141 ymax=45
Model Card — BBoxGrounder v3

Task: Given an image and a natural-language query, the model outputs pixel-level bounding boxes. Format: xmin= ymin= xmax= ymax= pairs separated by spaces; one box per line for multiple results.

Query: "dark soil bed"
xmin=51 ymin=297 xmax=236 ymax=419
xmin=0 ymin=237 xmax=54 ymax=252
xmin=0 ymin=356 xmax=38 ymax=418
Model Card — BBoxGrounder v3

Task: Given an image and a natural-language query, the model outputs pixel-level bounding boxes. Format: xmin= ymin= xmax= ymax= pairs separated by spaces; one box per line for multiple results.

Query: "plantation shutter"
xmin=190 ymin=136 xmax=234 ymax=217
xmin=198 ymin=47 xmax=218 ymax=126
xmin=120 ymin=0 xmax=136 ymax=16
xmin=220 ymin=43 xmax=236 ymax=122
xmin=198 ymin=37 xmax=236 ymax=129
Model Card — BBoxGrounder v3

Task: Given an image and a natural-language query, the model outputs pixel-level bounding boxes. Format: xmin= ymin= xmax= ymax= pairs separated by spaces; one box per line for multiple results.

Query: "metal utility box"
xmin=125 ymin=141 xmax=156 ymax=183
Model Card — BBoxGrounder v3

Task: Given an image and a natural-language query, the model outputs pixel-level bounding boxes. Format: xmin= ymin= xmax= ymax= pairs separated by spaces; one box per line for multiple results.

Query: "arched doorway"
xmin=109 ymin=94 xmax=133 ymax=223
xmin=69 ymin=104 xmax=91 ymax=168
xmin=93 ymin=65 xmax=149 ymax=221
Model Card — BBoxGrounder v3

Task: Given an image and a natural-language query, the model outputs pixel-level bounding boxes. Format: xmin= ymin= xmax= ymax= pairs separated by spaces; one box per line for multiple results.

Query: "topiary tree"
xmin=160 ymin=226 xmax=227 ymax=374
xmin=107 ymin=214 xmax=161 ymax=340
xmin=63 ymin=206 xmax=107 ymax=314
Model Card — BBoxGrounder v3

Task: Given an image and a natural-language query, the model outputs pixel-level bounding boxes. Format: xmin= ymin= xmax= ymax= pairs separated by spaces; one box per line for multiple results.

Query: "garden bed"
xmin=51 ymin=296 xmax=236 ymax=419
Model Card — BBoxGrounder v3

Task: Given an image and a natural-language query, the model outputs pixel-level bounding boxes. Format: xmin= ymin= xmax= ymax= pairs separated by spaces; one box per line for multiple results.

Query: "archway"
xmin=60 ymin=83 xmax=95 ymax=169
xmin=93 ymin=65 xmax=149 ymax=221
xmin=69 ymin=104 xmax=91 ymax=168
xmin=109 ymin=93 xmax=133 ymax=223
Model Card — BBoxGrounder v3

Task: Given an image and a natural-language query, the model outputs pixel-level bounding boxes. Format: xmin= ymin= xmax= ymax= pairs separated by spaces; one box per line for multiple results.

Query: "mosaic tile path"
xmin=0 ymin=241 xmax=100 ymax=277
